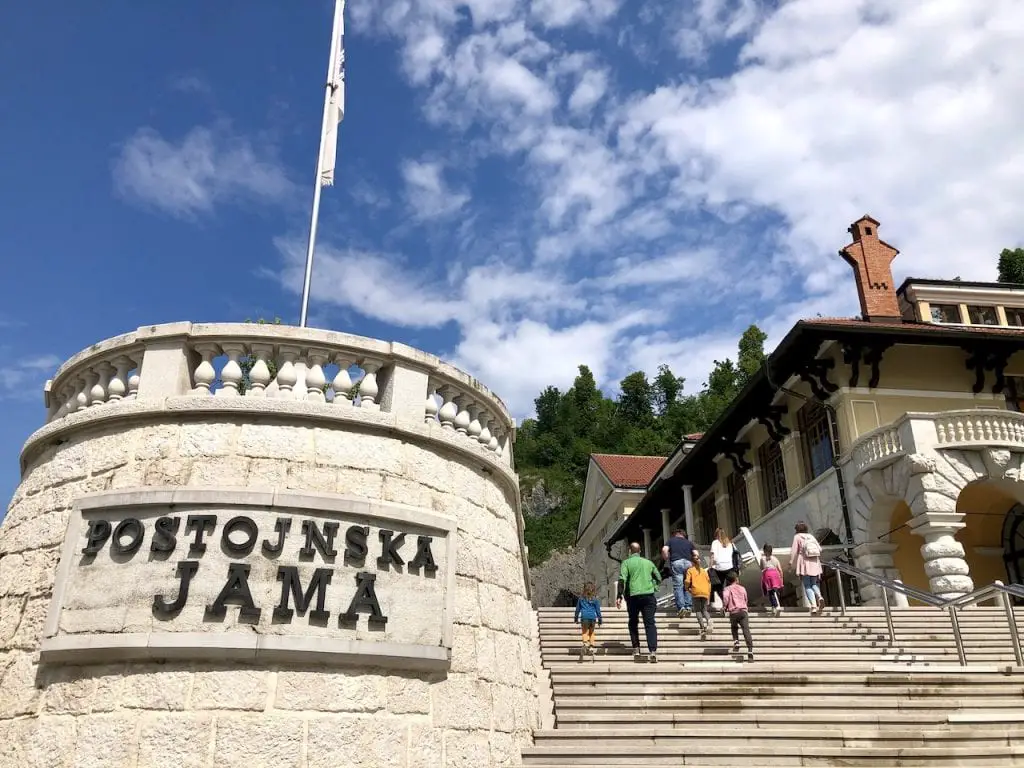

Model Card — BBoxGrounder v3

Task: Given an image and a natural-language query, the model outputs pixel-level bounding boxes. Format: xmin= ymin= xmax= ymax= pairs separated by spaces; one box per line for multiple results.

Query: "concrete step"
xmin=520 ymin=744 xmax=1024 ymax=765
xmin=552 ymin=711 xmax=1020 ymax=729
xmin=548 ymin=683 xmax=1024 ymax=697
xmin=551 ymin=696 xmax=1024 ymax=712
xmin=532 ymin=726 xmax=1024 ymax=746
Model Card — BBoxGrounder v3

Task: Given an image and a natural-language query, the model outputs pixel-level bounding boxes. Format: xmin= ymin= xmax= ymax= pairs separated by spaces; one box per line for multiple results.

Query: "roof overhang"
xmin=605 ymin=319 xmax=1024 ymax=548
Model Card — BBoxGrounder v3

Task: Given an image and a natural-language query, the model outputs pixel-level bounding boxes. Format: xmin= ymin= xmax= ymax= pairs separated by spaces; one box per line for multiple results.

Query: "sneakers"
xmin=707 ymin=620 xmax=714 ymax=635
xmin=747 ymin=652 xmax=754 ymax=662
xmin=732 ymin=642 xmax=740 ymax=654
xmin=817 ymin=596 xmax=826 ymax=612
xmin=649 ymin=653 xmax=658 ymax=663
xmin=633 ymin=647 xmax=643 ymax=660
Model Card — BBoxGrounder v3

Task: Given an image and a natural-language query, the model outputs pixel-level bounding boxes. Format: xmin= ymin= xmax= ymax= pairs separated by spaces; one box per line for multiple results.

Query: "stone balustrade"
xmin=38 ymin=322 xmax=515 ymax=466
xmin=849 ymin=422 xmax=904 ymax=475
xmin=934 ymin=410 xmax=1024 ymax=449
xmin=847 ymin=409 xmax=1024 ymax=480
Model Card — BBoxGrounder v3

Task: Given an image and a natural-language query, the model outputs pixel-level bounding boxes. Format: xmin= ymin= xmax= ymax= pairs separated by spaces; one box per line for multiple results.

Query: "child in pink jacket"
xmin=723 ymin=572 xmax=754 ymax=661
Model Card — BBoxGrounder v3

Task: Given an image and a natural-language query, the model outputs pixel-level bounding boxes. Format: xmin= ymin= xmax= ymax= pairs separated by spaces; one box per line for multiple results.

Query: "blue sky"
xmin=1 ymin=1 xmax=1023 ymax=512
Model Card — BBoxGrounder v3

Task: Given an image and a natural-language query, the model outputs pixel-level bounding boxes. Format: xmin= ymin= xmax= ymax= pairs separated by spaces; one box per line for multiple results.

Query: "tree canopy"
xmin=519 ymin=324 xmax=767 ymax=565
xmin=998 ymin=248 xmax=1024 ymax=284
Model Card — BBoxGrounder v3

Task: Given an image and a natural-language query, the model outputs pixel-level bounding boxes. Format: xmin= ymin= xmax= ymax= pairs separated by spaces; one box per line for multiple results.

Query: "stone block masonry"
xmin=0 ymin=411 xmax=539 ymax=766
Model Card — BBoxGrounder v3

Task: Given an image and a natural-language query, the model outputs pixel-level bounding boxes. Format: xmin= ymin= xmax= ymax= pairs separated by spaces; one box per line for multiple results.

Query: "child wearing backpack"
xmin=685 ymin=550 xmax=713 ymax=639
xmin=573 ymin=581 xmax=603 ymax=661
xmin=790 ymin=521 xmax=824 ymax=614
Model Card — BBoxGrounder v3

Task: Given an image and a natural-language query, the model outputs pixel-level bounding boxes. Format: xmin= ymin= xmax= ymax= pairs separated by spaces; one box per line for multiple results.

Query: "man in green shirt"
xmin=616 ymin=542 xmax=662 ymax=661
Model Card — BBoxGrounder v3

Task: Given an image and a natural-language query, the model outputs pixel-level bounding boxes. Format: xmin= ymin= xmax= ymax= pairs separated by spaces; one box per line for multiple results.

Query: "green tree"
xmin=998 ymin=248 xmax=1024 ymax=284
xmin=652 ymin=364 xmax=685 ymax=416
xmin=737 ymin=324 xmax=768 ymax=383
xmin=534 ymin=386 xmax=562 ymax=434
xmin=616 ymin=371 xmax=655 ymax=429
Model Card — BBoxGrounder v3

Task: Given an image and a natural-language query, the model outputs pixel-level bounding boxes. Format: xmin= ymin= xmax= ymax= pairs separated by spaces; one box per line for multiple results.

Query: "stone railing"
xmin=40 ymin=322 xmax=515 ymax=464
xmin=934 ymin=410 xmax=1024 ymax=449
xmin=846 ymin=409 xmax=1024 ymax=479
xmin=849 ymin=423 xmax=904 ymax=476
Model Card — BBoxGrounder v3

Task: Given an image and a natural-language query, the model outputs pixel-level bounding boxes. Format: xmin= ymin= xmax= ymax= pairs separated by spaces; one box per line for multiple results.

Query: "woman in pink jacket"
xmin=790 ymin=521 xmax=825 ymax=614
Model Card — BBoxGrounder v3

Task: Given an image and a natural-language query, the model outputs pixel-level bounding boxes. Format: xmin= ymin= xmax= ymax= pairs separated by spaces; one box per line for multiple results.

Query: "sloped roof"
xmin=591 ymin=453 xmax=667 ymax=489
xmin=803 ymin=317 xmax=1024 ymax=337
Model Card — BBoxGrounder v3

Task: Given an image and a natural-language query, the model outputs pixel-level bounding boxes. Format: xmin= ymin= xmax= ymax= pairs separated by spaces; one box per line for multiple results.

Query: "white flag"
xmin=320 ymin=0 xmax=346 ymax=187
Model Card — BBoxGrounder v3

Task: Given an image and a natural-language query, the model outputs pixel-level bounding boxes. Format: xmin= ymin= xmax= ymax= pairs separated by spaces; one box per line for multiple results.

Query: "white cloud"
xmin=0 ymin=354 xmax=61 ymax=401
xmin=401 ymin=159 xmax=470 ymax=220
xmin=284 ymin=0 xmax=1024 ymax=418
xmin=113 ymin=125 xmax=293 ymax=218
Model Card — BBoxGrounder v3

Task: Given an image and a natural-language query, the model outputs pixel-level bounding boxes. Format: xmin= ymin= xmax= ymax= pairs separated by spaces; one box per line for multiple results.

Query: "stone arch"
xmin=957 ymin=479 xmax=1024 ymax=587
xmin=852 ymin=447 xmax=1024 ymax=597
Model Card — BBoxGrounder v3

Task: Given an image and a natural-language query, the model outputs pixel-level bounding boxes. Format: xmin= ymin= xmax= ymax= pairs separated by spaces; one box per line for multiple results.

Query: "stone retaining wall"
xmin=0 ymin=415 xmax=537 ymax=767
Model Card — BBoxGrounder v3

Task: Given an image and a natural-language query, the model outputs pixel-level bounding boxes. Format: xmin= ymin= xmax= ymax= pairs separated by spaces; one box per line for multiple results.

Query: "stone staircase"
xmin=523 ymin=605 xmax=1024 ymax=766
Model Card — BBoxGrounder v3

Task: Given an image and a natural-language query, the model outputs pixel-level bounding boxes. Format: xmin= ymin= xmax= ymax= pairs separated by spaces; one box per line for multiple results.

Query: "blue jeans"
xmin=670 ymin=559 xmax=693 ymax=611
xmin=802 ymin=574 xmax=822 ymax=606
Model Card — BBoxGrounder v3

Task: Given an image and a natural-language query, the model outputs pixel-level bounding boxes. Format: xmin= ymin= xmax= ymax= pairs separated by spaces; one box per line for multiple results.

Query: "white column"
xmin=683 ymin=485 xmax=695 ymax=540
xmin=642 ymin=528 xmax=653 ymax=559
xmin=661 ymin=508 xmax=671 ymax=546
xmin=909 ymin=510 xmax=973 ymax=599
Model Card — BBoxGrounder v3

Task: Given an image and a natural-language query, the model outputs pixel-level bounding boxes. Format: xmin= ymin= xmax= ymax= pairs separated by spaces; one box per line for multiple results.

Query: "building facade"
xmin=609 ymin=217 xmax=1024 ymax=606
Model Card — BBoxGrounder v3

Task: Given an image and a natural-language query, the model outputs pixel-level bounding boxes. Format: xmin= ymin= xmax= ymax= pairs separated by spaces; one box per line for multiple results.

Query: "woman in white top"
xmin=709 ymin=528 xmax=736 ymax=610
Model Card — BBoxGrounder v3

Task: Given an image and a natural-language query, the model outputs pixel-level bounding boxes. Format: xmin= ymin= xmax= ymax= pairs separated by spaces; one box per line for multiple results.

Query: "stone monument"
xmin=0 ymin=322 xmax=539 ymax=767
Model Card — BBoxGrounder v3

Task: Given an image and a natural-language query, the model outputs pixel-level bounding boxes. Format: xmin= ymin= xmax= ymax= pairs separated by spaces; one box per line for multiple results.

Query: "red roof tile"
xmin=684 ymin=433 xmax=704 ymax=440
xmin=591 ymin=453 xmax=667 ymax=489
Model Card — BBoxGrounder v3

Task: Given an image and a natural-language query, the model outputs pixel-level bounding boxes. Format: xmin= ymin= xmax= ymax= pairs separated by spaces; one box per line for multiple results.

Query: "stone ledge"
xmin=40 ymin=633 xmax=451 ymax=671
xmin=20 ymin=396 xmax=517 ymax=493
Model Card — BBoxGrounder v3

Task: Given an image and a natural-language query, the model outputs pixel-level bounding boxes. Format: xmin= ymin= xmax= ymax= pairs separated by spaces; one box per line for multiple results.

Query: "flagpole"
xmin=299 ymin=0 xmax=344 ymax=328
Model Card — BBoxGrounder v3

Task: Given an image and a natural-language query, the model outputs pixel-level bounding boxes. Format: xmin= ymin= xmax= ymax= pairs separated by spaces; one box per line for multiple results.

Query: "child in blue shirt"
xmin=574 ymin=582 xmax=603 ymax=660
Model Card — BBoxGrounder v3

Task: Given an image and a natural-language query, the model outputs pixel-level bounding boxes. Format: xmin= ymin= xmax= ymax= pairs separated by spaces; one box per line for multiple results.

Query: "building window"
xmin=967 ymin=305 xmax=999 ymax=325
xmin=727 ymin=472 xmax=750 ymax=530
xmin=1006 ymin=307 xmax=1024 ymax=327
xmin=800 ymin=400 xmax=837 ymax=480
xmin=697 ymin=493 xmax=717 ymax=544
xmin=930 ymin=303 xmax=961 ymax=323
xmin=759 ymin=440 xmax=788 ymax=512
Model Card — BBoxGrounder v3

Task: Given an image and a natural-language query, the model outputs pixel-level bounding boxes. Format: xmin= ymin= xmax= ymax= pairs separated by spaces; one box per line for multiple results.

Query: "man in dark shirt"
xmin=661 ymin=529 xmax=695 ymax=617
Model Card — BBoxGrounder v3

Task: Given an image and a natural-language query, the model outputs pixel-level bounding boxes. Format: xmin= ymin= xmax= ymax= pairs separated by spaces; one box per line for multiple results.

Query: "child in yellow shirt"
xmin=685 ymin=551 xmax=713 ymax=639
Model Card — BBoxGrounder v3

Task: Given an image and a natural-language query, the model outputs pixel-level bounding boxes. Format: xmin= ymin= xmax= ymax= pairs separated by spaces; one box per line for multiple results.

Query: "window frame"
xmin=966 ymin=305 xmax=1000 ymax=326
xmin=727 ymin=471 xmax=750 ymax=530
xmin=929 ymin=303 xmax=961 ymax=324
xmin=799 ymin=400 xmax=838 ymax=481
xmin=758 ymin=439 xmax=788 ymax=512
xmin=1005 ymin=307 xmax=1024 ymax=327
xmin=697 ymin=492 xmax=717 ymax=545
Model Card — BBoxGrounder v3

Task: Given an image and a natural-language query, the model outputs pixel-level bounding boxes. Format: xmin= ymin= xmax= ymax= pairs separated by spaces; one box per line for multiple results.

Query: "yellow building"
xmin=607 ymin=216 xmax=1024 ymax=606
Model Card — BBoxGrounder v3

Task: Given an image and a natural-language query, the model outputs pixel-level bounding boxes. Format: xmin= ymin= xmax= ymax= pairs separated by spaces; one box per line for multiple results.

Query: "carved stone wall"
xmin=0 ymin=416 xmax=537 ymax=767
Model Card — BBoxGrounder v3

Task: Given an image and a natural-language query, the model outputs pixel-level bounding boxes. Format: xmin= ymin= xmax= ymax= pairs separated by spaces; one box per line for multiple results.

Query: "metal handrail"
xmin=827 ymin=560 xmax=1024 ymax=667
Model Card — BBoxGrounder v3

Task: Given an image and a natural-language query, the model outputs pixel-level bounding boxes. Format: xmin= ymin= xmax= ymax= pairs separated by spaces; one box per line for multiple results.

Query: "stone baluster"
xmin=247 ymin=344 xmax=274 ymax=397
xmin=306 ymin=350 xmax=328 ymax=403
xmin=217 ymin=344 xmax=245 ymax=397
xmin=453 ymin=394 xmax=471 ymax=434
xmin=89 ymin=364 xmax=111 ymax=407
xmin=477 ymin=411 xmax=492 ymax=447
xmin=331 ymin=355 xmax=353 ymax=404
xmin=424 ymin=379 xmax=439 ymax=423
xmin=467 ymin=404 xmax=483 ymax=442
xmin=488 ymin=425 xmax=501 ymax=453
xmin=438 ymin=386 xmax=458 ymax=429
xmin=192 ymin=344 xmax=218 ymax=395
xmin=358 ymin=359 xmax=381 ymax=409
xmin=64 ymin=380 xmax=81 ymax=415
xmin=107 ymin=357 xmax=130 ymax=402
xmin=79 ymin=372 xmax=96 ymax=410
xmin=276 ymin=347 xmax=299 ymax=398
xmin=127 ymin=368 xmax=140 ymax=400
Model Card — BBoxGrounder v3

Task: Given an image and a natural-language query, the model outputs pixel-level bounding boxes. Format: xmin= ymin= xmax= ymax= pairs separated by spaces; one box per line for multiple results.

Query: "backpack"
xmin=800 ymin=534 xmax=822 ymax=558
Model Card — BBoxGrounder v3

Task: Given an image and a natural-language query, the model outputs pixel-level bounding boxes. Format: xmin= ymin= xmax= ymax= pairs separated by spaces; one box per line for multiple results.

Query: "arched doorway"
xmin=1001 ymin=504 xmax=1024 ymax=587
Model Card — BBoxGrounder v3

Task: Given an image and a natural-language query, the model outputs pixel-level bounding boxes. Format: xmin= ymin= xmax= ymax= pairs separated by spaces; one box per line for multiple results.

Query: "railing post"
xmin=836 ymin=568 xmax=846 ymax=616
xmin=880 ymin=585 xmax=895 ymax=647
xmin=996 ymin=582 xmax=1024 ymax=668
xmin=948 ymin=606 xmax=967 ymax=666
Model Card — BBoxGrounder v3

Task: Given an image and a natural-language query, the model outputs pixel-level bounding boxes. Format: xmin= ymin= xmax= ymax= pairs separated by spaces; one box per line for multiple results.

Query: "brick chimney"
xmin=839 ymin=215 xmax=901 ymax=322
